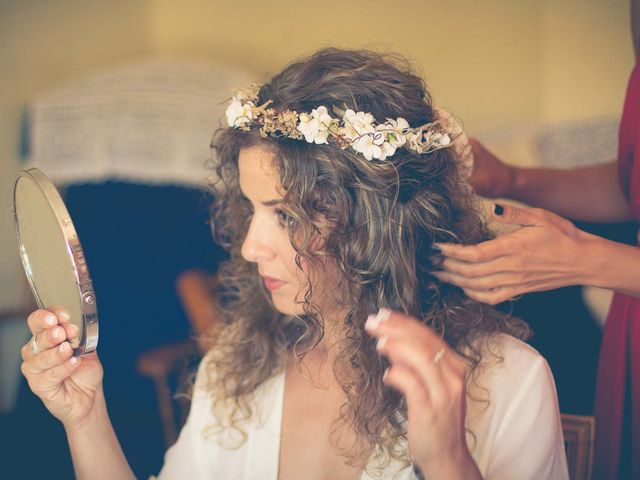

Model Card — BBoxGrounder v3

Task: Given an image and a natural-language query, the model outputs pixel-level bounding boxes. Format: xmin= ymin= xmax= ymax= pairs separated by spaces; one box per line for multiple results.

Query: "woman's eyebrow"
xmin=261 ymin=199 xmax=282 ymax=207
xmin=240 ymin=194 xmax=282 ymax=207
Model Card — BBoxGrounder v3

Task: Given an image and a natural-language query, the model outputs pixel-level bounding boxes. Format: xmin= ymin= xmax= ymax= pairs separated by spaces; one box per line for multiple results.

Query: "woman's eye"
xmin=275 ymin=208 xmax=292 ymax=228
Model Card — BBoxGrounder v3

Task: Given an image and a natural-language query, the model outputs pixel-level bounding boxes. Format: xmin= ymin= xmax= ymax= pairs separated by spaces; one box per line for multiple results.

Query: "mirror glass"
xmin=13 ymin=168 xmax=98 ymax=355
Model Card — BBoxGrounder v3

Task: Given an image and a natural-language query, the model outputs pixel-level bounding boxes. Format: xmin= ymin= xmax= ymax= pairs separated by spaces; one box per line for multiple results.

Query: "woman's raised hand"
xmin=365 ymin=309 xmax=481 ymax=479
xmin=20 ymin=308 xmax=104 ymax=429
xmin=432 ymin=203 xmax=589 ymax=305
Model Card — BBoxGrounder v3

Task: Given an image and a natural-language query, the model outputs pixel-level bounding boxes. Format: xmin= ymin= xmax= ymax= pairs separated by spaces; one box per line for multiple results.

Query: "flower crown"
xmin=225 ymin=84 xmax=458 ymax=162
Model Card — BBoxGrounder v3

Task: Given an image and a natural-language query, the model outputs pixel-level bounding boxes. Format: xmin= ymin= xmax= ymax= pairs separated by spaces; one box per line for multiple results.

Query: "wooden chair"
xmin=561 ymin=413 xmax=595 ymax=480
xmin=136 ymin=270 xmax=220 ymax=447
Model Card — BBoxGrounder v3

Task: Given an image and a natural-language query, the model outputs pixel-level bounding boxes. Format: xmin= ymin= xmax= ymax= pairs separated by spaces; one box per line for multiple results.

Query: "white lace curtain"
xmin=24 ymin=58 xmax=251 ymax=187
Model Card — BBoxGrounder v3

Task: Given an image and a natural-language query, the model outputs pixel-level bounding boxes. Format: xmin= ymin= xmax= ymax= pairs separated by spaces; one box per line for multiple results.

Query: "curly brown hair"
xmin=204 ymin=48 xmax=529 ymax=471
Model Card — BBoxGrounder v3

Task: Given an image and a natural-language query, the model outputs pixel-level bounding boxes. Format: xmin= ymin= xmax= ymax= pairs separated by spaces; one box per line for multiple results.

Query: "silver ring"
xmin=30 ymin=335 xmax=42 ymax=354
xmin=434 ymin=348 xmax=445 ymax=364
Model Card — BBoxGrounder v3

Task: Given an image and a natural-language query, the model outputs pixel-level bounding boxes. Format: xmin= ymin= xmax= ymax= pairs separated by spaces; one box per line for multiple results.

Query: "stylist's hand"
xmin=433 ymin=203 xmax=588 ymax=305
xmin=468 ymin=138 xmax=516 ymax=198
xmin=20 ymin=308 xmax=103 ymax=428
xmin=365 ymin=309 xmax=481 ymax=479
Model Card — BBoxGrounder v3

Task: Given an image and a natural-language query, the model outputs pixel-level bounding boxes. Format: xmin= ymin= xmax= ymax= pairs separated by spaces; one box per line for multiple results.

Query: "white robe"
xmin=156 ymin=334 xmax=569 ymax=480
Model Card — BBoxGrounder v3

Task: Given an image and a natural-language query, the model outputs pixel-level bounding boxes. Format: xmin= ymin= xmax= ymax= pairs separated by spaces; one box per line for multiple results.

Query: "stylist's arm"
xmin=433 ymin=203 xmax=640 ymax=304
xmin=21 ymin=308 xmax=134 ymax=480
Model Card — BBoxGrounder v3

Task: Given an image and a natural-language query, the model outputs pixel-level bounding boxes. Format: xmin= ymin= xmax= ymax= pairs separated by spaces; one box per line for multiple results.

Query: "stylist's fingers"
xmin=489 ymin=203 xmax=547 ymax=227
xmin=432 ymin=270 xmax=538 ymax=292
xmin=491 ymin=203 xmax=578 ymax=235
xmin=438 ymin=255 xmax=516 ymax=278
xmin=434 ymin=237 xmax=508 ymax=264
xmin=462 ymin=275 xmax=568 ymax=305
xmin=462 ymin=286 xmax=524 ymax=305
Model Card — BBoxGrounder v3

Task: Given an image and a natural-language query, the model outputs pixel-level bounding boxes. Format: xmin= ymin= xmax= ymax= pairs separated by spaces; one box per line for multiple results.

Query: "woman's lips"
xmin=262 ymin=276 xmax=285 ymax=291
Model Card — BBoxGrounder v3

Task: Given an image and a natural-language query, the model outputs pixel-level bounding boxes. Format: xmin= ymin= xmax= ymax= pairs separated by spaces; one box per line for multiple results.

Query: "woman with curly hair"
xmin=20 ymin=48 xmax=568 ymax=479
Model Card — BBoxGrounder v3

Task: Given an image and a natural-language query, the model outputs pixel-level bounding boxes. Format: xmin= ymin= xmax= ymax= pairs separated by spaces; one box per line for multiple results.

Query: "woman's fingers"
xmin=22 ymin=340 xmax=74 ymax=375
xmin=378 ymin=334 xmax=450 ymax=405
xmin=26 ymin=309 xmax=58 ymax=335
xmin=366 ymin=310 xmax=466 ymax=404
xmin=48 ymin=306 xmax=78 ymax=340
xmin=22 ymin=308 xmax=78 ymax=362
xmin=21 ymin=324 xmax=68 ymax=361
xmin=25 ymin=355 xmax=81 ymax=400
xmin=42 ymin=354 xmax=80 ymax=384
xmin=367 ymin=311 xmax=465 ymax=371
xmin=383 ymin=362 xmax=432 ymax=411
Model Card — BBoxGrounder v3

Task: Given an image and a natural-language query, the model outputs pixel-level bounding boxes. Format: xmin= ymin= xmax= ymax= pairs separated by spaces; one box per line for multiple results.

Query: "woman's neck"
xmin=289 ymin=308 xmax=349 ymax=378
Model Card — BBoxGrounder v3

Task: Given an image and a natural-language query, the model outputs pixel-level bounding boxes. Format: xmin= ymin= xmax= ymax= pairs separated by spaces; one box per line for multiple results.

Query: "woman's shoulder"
xmin=479 ymin=332 xmax=547 ymax=378
xmin=466 ymin=336 xmax=568 ymax=479
xmin=466 ymin=333 xmax=554 ymax=415
xmin=466 ymin=333 xmax=558 ymax=424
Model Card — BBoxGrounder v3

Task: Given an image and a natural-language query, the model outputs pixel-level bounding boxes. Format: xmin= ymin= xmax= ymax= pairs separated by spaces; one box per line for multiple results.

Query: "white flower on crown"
xmin=384 ymin=118 xmax=409 ymax=148
xmin=406 ymin=130 xmax=422 ymax=152
xmin=425 ymin=131 xmax=451 ymax=147
xmin=352 ymin=130 xmax=387 ymax=161
xmin=341 ymin=109 xmax=375 ymax=140
xmin=296 ymin=106 xmax=337 ymax=144
xmin=368 ymin=118 xmax=409 ymax=160
xmin=225 ymin=96 xmax=254 ymax=127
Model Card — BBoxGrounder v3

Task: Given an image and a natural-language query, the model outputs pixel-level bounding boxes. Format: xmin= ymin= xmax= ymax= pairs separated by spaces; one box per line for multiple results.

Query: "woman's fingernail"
xmin=431 ymin=244 xmax=442 ymax=254
xmin=376 ymin=336 xmax=388 ymax=351
xmin=44 ymin=315 xmax=56 ymax=326
xmin=69 ymin=356 xmax=78 ymax=365
xmin=365 ymin=314 xmax=379 ymax=331
xmin=69 ymin=324 xmax=79 ymax=338
xmin=494 ymin=203 xmax=504 ymax=215
xmin=59 ymin=310 xmax=71 ymax=322
xmin=59 ymin=342 xmax=69 ymax=353
xmin=53 ymin=328 xmax=61 ymax=340
xmin=376 ymin=308 xmax=392 ymax=323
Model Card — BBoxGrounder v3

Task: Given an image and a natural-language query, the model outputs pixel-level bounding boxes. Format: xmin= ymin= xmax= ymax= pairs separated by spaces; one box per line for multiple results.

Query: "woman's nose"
xmin=241 ymin=216 xmax=276 ymax=263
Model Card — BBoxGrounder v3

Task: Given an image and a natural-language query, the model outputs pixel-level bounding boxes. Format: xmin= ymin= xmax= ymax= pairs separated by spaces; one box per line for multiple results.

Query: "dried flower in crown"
xmin=224 ymin=84 xmax=454 ymax=161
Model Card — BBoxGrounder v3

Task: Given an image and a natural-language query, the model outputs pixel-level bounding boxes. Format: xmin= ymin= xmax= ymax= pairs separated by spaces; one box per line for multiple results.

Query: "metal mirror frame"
xmin=13 ymin=167 xmax=98 ymax=356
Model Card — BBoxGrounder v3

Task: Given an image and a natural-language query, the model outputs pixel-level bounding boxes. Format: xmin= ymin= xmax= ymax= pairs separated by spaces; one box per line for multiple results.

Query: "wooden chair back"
xmin=561 ymin=413 xmax=595 ymax=480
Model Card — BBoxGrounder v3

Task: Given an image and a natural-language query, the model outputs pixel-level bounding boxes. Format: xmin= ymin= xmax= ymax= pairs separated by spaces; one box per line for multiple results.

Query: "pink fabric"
xmin=594 ymin=61 xmax=640 ymax=480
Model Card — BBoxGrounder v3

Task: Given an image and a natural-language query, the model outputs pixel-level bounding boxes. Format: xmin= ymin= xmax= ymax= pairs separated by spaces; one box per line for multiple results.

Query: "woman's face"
xmin=239 ymin=145 xmax=321 ymax=316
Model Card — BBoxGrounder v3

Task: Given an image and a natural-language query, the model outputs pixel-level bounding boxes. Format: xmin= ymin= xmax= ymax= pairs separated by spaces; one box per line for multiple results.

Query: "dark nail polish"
xmin=431 ymin=244 xmax=442 ymax=254
xmin=494 ymin=203 xmax=504 ymax=215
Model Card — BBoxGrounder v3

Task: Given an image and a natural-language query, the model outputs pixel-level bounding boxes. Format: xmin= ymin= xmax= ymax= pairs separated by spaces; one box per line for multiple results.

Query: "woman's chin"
xmin=271 ymin=296 xmax=305 ymax=316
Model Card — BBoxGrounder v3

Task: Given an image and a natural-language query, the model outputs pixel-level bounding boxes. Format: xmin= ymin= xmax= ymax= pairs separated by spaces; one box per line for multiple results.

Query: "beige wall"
xmin=148 ymin=0 xmax=544 ymax=130
xmin=541 ymin=0 xmax=633 ymax=122
xmin=0 ymin=0 xmax=635 ymax=310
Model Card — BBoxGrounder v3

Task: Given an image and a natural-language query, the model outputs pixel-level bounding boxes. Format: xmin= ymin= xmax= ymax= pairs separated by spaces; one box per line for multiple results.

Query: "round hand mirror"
xmin=13 ymin=168 xmax=98 ymax=356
